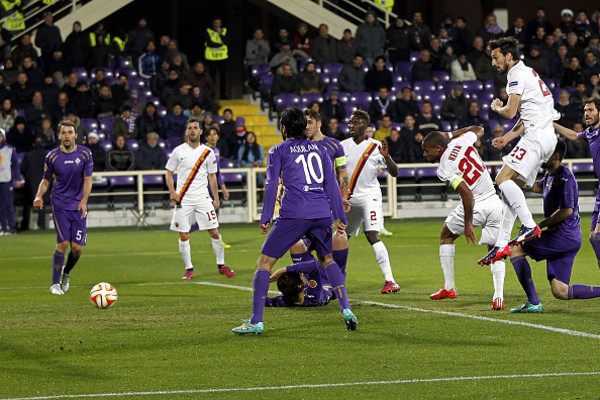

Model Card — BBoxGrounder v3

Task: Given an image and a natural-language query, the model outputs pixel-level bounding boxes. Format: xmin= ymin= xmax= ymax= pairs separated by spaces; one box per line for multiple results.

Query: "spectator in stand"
xmin=451 ymin=17 xmax=473 ymax=55
xmin=126 ymin=17 xmax=155 ymax=60
xmin=526 ymin=7 xmax=553 ymax=46
xmin=573 ymin=10 xmax=593 ymax=43
xmin=21 ymin=56 xmax=44 ymax=90
xmin=35 ymin=12 xmax=62 ymax=74
xmin=137 ymin=103 xmax=164 ymax=140
xmin=11 ymin=72 xmax=33 ymax=109
xmin=138 ymin=40 xmax=160 ymax=79
xmin=94 ymin=85 xmax=117 ymax=120
xmin=86 ymin=132 xmax=106 ymax=171
xmin=308 ymin=100 xmax=320 ymax=114
xmin=427 ymin=37 xmax=444 ymax=71
xmin=41 ymin=75 xmax=60 ymax=103
xmin=585 ymin=33 xmax=600 ymax=58
xmin=48 ymin=92 xmax=74 ymax=128
xmin=270 ymin=41 xmax=307 ymax=74
xmin=164 ymin=103 xmax=187 ymax=139
xmin=73 ymin=81 xmax=94 ymax=119
xmin=408 ymin=132 xmax=427 ymax=163
xmin=581 ymin=51 xmax=600 ymax=87
xmin=356 ymin=10 xmax=386 ymax=66
xmin=440 ymin=43 xmax=457 ymax=73
xmin=541 ymin=33 xmax=558 ymax=59
xmin=560 ymin=56 xmax=582 ymax=89
xmin=399 ymin=114 xmax=417 ymax=144
xmin=557 ymin=9 xmax=575 ymax=39
xmin=441 ymin=84 xmax=469 ymax=122
xmin=202 ymin=111 xmax=214 ymax=132
xmin=237 ymin=131 xmax=264 ymax=186
xmin=438 ymin=27 xmax=453 ymax=49
xmin=36 ymin=116 xmax=56 ymax=148
xmin=365 ymin=56 xmax=393 ymax=92
xmin=61 ymin=73 xmax=79 ymax=100
xmin=450 ymin=53 xmax=476 ymax=82
xmin=415 ymin=100 xmax=441 ymax=134
xmin=64 ymin=21 xmax=89 ymax=69
xmin=219 ymin=108 xmax=236 ymax=142
xmin=385 ymin=128 xmax=407 ymax=163
xmin=135 ymin=132 xmax=165 ymax=170
xmin=524 ymin=45 xmax=550 ymax=78
xmin=19 ymin=137 xmax=48 ymax=230
xmin=570 ymin=82 xmax=590 ymax=109
xmin=374 ymin=114 xmax=393 ymax=140
xmin=166 ymin=82 xmax=194 ymax=111
xmin=486 ymin=125 xmax=512 ymax=161
xmin=184 ymin=61 xmax=216 ymax=104
xmin=2 ymin=59 xmax=18 ymax=87
xmin=294 ymin=23 xmax=311 ymax=55
xmin=337 ymin=28 xmax=359 ymax=65
xmin=272 ymin=27 xmax=291 ymax=55
xmin=407 ymin=11 xmax=432 ymax=51
xmin=24 ymin=91 xmax=49 ymax=131
xmin=204 ymin=16 xmax=229 ymax=99
xmin=297 ymin=61 xmax=325 ymax=94
xmin=161 ymin=68 xmax=181 ymax=104
xmin=458 ymin=101 xmax=491 ymax=138
xmin=271 ymin=63 xmax=299 ymax=99
xmin=11 ymin=34 xmax=38 ymax=69
xmin=411 ymin=49 xmax=438 ymax=84
xmin=227 ymin=121 xmax=247 ymax=158
xmin=107 ymin=135 xmax=135 ymax=171
xmin=506 ymin=17 xmax=527 ymax=49
xmin=113 ymin=106 xmax=137 ymax=139
xmin=0 ymin=128 xmax=19 ymax=234
xmin=88 ymin=33 xmax=110 ymax=68
xmin=46 ymin=47 xmax=67 ymax=88
xmin=529 ymin=26 xmax=548 ymax=49
xmin=246 ymin=28 xmax=270 ymax=66
xmin=368 ymin=87 xmax=395 ymax=124
xmin=321 ymin=89 xmax=345 ymax=125
xmin=150 ymin=58 xmax=170 ymax=96
xmin=166 ymin=40 xmax=190 ymax=71
xmin=89 ymin=68 xmax=106 ymax=100
xmin=394 ymin=86 xmax=419 ymax=122
xmin=0 ymin=74 xmax=9 ymax=103
xmin=311 ymin=24 xmax=337 ymax=66
xmin=478 ymin=14 xmax=503 ymax=43
xmin=550 ymin=44 xmax=570 ymax=82
xmin=554 ymin=90 xmax=581 ymax=128
xmin=338 ymin=54 xmax=366 ymax=92
xmin=386 ymin=17 xmax=410 ymax=64
xmin=0 ymin=98 xmax=18 ymax=132
xmin=6 ymin=116 xmax=34 ymax=152
xmin=325 ymin=117 xmax=345 ymax=141
xmin=566 ymin=32 xmax=585 ymax=61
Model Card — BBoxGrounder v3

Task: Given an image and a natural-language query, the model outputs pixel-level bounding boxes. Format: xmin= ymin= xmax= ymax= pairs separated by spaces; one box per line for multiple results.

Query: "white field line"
xmin=2 ymin=371 xmax=600 ymax=400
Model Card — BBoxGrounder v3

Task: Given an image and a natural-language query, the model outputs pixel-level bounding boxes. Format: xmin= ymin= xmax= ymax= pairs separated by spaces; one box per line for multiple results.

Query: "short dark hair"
xmin=58 ymin=120 xmax=77 ymax=132
xmin=276 ymin=272 xmax=303 ymax=304
xmin=487 ymin=36 xmax=520 ymax=60
xmin=423 ymin=131 xmax=446 ymax=147
xmin=584 ymin=97 xmax=600 ymax=113
xmin=304 ymin=108 xmax=321 ymax=122
xmin=555 ymin=138 xmax=567 ymax=161
xmin=186 ymin=116 xmax=202 ymax=129
xmin=351 ymin=109 xmax=370 ymax=125
xmin=280 ymin=107 xmax=307 ymax=140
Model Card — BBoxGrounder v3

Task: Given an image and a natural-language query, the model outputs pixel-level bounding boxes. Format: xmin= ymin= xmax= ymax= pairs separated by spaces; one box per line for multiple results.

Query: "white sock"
xmin=179 ymin=239 xmax=193 ymax=269
xmin=498 ymin=180 xmax=535 ymax=228
xmin=372 ymin=241 xmax=394 ymax=282
xmin=495 ymin=195 xmax=518 ymax=247
xmin=439 ymin=244 xmax=455 ymax=290
xmin=211 ymin=236 xmax=225 ymax=265
xmin=490 ymin=260 xmax=506 ymax=300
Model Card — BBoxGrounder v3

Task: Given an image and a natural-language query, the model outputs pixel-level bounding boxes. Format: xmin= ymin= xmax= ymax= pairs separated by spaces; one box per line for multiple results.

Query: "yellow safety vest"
xmin=42 ymin=0 xmax=56 ymax=4
xmin=112 ymin=36 xmax=125 ymax=52
xmin=1 ymin=0 xmax=24 ymax=31
xmin=204 ymin=28 xmax=228 ymax=61
xmin=374 ymin=0 xmax=394 ymax=12
xmin=89 ymin=32 xmax=110 ymax=47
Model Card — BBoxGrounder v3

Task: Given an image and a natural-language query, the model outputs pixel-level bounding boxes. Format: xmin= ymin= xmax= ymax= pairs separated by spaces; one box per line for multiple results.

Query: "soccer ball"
xmin=90 ymin=282 xmax=118 ymax=309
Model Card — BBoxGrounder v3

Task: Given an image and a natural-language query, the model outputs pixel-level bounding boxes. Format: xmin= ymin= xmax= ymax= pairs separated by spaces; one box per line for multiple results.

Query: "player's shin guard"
xmin=52 ymin=249 xmax=65 ymax=284
xmin=291 ymin=251 xmax=313 ymax=263
xmin=498 ymin=180 xmax=535 ymax=229
xmin=211 ymin=237 xmax=225 ymax=265
xmin=372 ymin=241 xmax=394 ymax=282
xmin=568 ymin=284 xmax=600 ymax=299
xmin=63 ymin=251 xmax=81 ymax=275
xmin=332 ymin=248 xmax=349 ymax=278
xmin=250 ymin=269 xmax=270 ymax=324
xmin=510 ymin=256 xmax=540 ymax=305
xmin=439 ymin=244 xmax=455 ymax=289
xmin=323 ymin=260 xmax=351 ymax=311
xmin=490 ymin=260 xmax=506 ymax=300
xmin=496 ymin=194 xmax=518 ymax=247
xmin=178 ymin=239 xmax=193 ymax=269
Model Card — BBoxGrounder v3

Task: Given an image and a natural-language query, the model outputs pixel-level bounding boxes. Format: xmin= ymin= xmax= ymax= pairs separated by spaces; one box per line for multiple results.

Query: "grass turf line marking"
xmin=2 ymin=371 xmax=600 ymax=399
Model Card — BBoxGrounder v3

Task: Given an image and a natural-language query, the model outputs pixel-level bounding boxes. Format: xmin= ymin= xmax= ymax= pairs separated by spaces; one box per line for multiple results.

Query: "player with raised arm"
xmin=165 ymin=117 xmax=234 ymax=281
xmin=232 ymin=108 xmax=356 ymax=335
xmin=33 ymin=120 xmax=93 ymax=295
xmin=342 ymin=110 xmax=401 ymax=293
xmin=553 ymin=98 xmax=600 ymax=269
xmin=422 ymin=126 xmax=506 ymax=310
xmin=479 ymin=36 xmax=560 ymax=265
xmin=289 ymin=109 xmax=350 ymax=277
xmin=508 ymin=139 xmax=600 ymax=313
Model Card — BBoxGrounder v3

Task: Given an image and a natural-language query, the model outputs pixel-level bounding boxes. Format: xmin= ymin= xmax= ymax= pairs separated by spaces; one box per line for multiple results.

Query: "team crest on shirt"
xmin=308 ymin=280 xmax=317 ymax=288
xmin=363 ymin=153 xmax=370 ymax=159
xmin=0 ymin=155 xmax=3 ymax=163
xmin=175 ymin=222 xmax=179 ymax=227
xmin=75 ymin=157 xmax=81 ymax=165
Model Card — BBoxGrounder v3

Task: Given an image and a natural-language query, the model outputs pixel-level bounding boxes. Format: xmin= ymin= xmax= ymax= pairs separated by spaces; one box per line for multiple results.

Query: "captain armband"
xmin=335 ymin=156 xmax=347 ymax=168
xmin=450 ymin=177 xmax=464 ymax=190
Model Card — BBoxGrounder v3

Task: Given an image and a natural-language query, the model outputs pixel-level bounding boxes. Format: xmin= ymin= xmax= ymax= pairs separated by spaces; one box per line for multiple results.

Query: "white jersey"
xmin=437 ymin=131 xmax=495 ymax=202
xmin=165 ymin=142 xmax=217 ymax=206
xmin=342 ymin=137 xmax=385 ymax=200
xmin=506 ymin=61 xmax=559 ymax=129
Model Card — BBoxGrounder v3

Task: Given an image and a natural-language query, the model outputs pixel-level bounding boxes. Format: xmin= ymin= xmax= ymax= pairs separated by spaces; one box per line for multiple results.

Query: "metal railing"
xmin=313 ymin=0 xmax=397 ymax=28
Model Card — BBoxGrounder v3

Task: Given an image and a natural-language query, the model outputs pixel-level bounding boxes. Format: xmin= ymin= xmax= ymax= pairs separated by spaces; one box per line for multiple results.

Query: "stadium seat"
xmin=99 ymin=117 xmax=115 ymax=134
xmin=167 ymin=137 xmax=182 ymax=149
xmin=338 ymin=122 xmax=348 ymax=135
xmin=146 ymin=96 xmax=161 ymax=106
xmin=126 ymin=139 xmax=139 ymax=152
xmin=100 ymin=140 xmax=113 ymax=152
xmin=396 ymin=166 xmax=416 ymax=201
xmin=272 ymin=93 xmax=301 ymax=118
xmin=343 ymin=102 xmax=357 ymax=119
xmin=462 ymin=80 xmax=483 ymax=92
xmin=299 ymin=59 xmax=321 ymax=73
xmin=484 ymin=79 xmax=494 ymax=90
xmin=301 ymin=93 xmax=324 ymax=108
xmin=433 ymin=71 xmax=450 ymax=82
xmin=438 ymin=80 xmax=457 ymax=92
xmin=80 ymin=118 xmax=98 ymax=131
xmin=163 ymin=147 xmax=172 ymax=159
xmin=322 ymin=62 xmax=344 ymax=75
xmin=395 ymin=62 xmax=412 ymax=80
xmin=213 ymin=115 xmax=224 ymax=124
xmin=422 ymin=91 xmax=445 ymax=103
xmin=572 ymin=162 xmax=596 ymax=195
xmin=409 ymin=51 xmax=420 ymax=63
xmin=157 ymin=138 xmax=166 ymax=148
xmin=71 ymin=67 xmax=88 ymax=79
xmin=392 ymin=72 xmax=404 ymax=85
xmin=142 ymin=174 xmax=164 ymax=186
xmin=115 ymin=66 xmax=137 ymax=78
xmin=413 ymin=81 xmax=436 ymax=93
xmin=349 ymin=92 xmax=372 ymax=110
xmin=440 ymin=121 xmax=452 ymax=131
xmin=250 ymin=63 xmax=271 ymax=78
xmin=118 ymin=56 xmax=132 ymax=67
xmin=416 ymin=166 xmax=447 ymax=201
xmin=156 ymin=105 xmax=167 ymax=118
xmin=91 ymin=67 xmax=114 ymax=78
xmin=129 ymin=76 xmax=147 ymax=89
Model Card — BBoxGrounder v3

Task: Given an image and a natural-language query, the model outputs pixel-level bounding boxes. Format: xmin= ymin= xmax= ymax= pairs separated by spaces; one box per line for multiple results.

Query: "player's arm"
xmin=552 ymin=122 xmax=580 ymax=142
xmin=490 ymin=93 xmax=520 ymax=119
xmin=492 ymin=118 xmax=524 ymax=149
xmin=336 ymin=164 xmax=350 ymax=211
xmin=446 ymin=125 xmax=484 ymax=140
xmin=33 ymin=178 xmax=50 ymax=209
xmin=323 ymin=154 xmax=347 ymax=233
xmin=454 ymin=180 xmax=477 ymax=245
xmin=538 ymin=208 xmax=573 ymax=229
xmin=78 ymin=175 xmax=92 ymax=216
xmin=165 ymin=169 xmax=179 ymax=204
xmin=208 ymin=173 xmax=220 ymax=210
xmin=379 ymin=139 xmax=398 ymax=177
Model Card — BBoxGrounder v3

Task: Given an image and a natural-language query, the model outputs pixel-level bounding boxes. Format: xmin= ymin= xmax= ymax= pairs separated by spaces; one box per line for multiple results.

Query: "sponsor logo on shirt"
xmin=64 ymin=160 xmax=74 ymax=164
xmin=509 ymin=81 xmax=518 ymax=87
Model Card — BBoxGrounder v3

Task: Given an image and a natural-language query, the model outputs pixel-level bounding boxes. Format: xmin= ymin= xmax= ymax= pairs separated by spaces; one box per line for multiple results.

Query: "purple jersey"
xmin=43 ymin=145 xmax=93 ymax=210
xmin=261 ymin=139 xmax=346 ymax=225
xmin=536 ymin=165 xmax=580 ymax=233
xmin=577 ymin=126 xmax=600 ymax=179
xmin=265 ymin=259 xmax=333 ymax=307
xmin=317 ymin=135 xmax=346 ymax=170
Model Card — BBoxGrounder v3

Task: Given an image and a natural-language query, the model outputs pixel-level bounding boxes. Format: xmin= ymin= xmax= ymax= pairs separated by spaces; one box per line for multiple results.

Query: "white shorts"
xmin=346 ymin=196 xmax=383 ymax=237
xmin=445 ymin=194 xmax=502 ymax=246
xmin=502 ymin=125 xmax=557 ymax=187
xmin=170 ymin=202 xmax=219 ymax=232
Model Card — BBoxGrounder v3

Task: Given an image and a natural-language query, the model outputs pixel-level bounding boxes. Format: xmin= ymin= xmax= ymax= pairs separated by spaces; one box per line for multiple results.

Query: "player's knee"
xmin=208 ymin=229 xmax=220 ymax=239
xmin=550 ymin=279 xmax=569 ymax=300
xmin=56 ymin=241 xmax=69 ymax=252
xmin=365 ymin=231 xmax=379 ymax=244
xmin=290 ymin=240 xmax=307 ymax=254
xmin=71 ymin=244 xmax=82 ymax=255
xmin=179 ymin=232 xmax=189 ymax=241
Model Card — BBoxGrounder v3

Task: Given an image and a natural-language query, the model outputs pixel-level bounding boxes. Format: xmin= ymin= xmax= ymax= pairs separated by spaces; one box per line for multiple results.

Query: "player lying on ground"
xmin=266 ymin=259 xmax=334 ymax=307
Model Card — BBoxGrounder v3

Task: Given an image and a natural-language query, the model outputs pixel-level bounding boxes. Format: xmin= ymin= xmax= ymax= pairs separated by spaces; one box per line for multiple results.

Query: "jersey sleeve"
xmin=436 ymin=155 xmax=463 ymax=190
xmin=165 ymin=147 xmax=178 ymax=172
xmin=323 ymin=147 xmax=347 ymax=224
xmin=265 ymin=295 xmax=291 ymax=307
xmin=206 ymin=149 xmax=218 ymax=174
xmin=261 ymin=146 xmax=281 ymax=224
xmin=42 ymin=151 xmax=54 ymax=180
xmin=84 ymin=149 xmax=94 ymax=177
xmin=461 ymin=131 xmax=477 ymax=145
xmin=333 ymin=141 xmax=347 ymax=169
xmin=507 ymin=67 xmax=525 ymax=96
xmin=559 ymin=173 xmax=577 ymax=210
xmin=287 ymin=260 xmax=319 ymax=275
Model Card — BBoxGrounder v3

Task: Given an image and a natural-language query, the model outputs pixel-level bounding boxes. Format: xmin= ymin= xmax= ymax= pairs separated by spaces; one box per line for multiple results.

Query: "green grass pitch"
xmin=2 ymin=217 xmax=600 ymax=399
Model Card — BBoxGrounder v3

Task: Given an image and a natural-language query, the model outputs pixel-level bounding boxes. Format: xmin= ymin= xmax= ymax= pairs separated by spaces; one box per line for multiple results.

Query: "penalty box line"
xmin=2 ymin=371 xmax=600 ymax=399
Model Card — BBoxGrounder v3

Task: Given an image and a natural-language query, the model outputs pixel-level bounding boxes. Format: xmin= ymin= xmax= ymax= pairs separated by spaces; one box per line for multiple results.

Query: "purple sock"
xmin=250 ymin=269 xmax=270 ymax=324
xmin=323 ymin=261 xmax=351 ymax=311
xmin=52 ymin=250 xmax=65 ymax=285
xmin=568 ymin=284 xmax=600 ymax=299
xmin=510 ymin=256 xmax=540 ymax=305
xmin=332 ymin=248 xmax=349 ymax=279
xmin=291 ymin=251 xmax=313 ymax=263
xmin=589 ymin=237 xmax=600 ymax=267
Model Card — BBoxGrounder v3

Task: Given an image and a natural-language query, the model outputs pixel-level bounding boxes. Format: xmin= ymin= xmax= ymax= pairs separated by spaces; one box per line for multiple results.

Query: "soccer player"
xmin=165 ymin=117 xmax=234 ymax=280
xmin=422 ymin=126 xmax=506 ymax=310
xmin=232 ymin=108 xmax=357 ymax=335
xmin=342 ymin=110 xmax=400 ymax=293
xmin=289 ymin=109 xmax=350 ymax=278
xmin=553 ymin=98 xmax=600 ymax=269
xmin=479 ymin=36 xmax=560 ymax=265
xmin=266 ymin=259 xmax=334 ymax=307
xmin=508 ymin=139 xmax=600 ymax=313
xmin=33 ymin=120 xmax=93 ymax=295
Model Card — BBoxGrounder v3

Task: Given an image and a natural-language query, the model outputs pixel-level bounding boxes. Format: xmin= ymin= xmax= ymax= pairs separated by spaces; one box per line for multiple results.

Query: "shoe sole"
xmin=508 ymin=232 xmax=542 ymax=247
xmin=381 ymin=290 xmax=400 ymax=294
xmin=430 ymin=295 xmax=458 ymax=300
xmin=233 ymin=331 xmax=262 ymax=335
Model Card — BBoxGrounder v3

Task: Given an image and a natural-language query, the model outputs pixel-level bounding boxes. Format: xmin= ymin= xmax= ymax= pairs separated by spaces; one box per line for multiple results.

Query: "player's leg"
xmin=430 ymin=224 xmax=459 ymax=299
xmin=207 ymin=227 xmax=235 ymax=277
xmin=589 ymin=209 xmax=600 ymax=269
xmin=508 ymin=244 xmax=542 ymax=313
xmin=290 ymin=238 xmax=313 ymax=263
xmin=49 ymin=208 xmax=72 ymax=295
xmin=479 ymin=192 xmax=517 ymax=264
xmin=478 ymin=199 xmax=506 ymax=309
xmin=170 ymin=205 xmax=194 ymax=279
xmin=60 ymin=210 xmax=88 ymax=292
xmin=332 ymin=231 xmax=349 ymax=278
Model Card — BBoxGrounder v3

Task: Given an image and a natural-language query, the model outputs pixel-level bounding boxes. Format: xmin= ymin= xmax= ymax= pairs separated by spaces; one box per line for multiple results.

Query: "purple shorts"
xmin=262 ymin=218 xmax=333 ymax=259
xmin=52 ymin=207 xmax=87 ymax=246
xmin=522 ymin=228 xmax=581 ymax=284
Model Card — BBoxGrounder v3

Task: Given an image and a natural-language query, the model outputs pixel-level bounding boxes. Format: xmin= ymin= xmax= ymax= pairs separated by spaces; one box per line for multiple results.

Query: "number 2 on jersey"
xmin=532 ymin=70 xmax=551 ymax=97
xmin=295 ymin=153 xmax=324 ymax=184
xmin=458 ymin=147 xmax=485 ymax=186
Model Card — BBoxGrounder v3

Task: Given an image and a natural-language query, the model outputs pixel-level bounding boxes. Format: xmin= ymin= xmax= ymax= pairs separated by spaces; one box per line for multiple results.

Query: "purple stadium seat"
xmin=139 ymin=88 xmax=152 ymax=98
xmin=91 ymin=67 xmax=114 ymax=78
xmin=118 ymin=56 xmax=132 ymax=67
xmin=273 ymin=93 xmax=301 ymax=111
xmin=338 ymin=122 xmax=348 ymax=134
xmin=109 ymin=175 xmax=135 ymax=188
xmin=163 ymin=148 xmax=172 ymax=159
xmin=384 ymin=60 xmax=394 ymax=72
xmin=99 ymin=117 xmax=115 ymax=133
xmin=484 ymin=79 xmax=494 ymax=90
xmin=129 ymin=76 xmax=146 ymax=89
xmin=350 ymin=92 xmax=372 ymax=109
xmin=156 ymin=105 xmax=167 ymax=118
xmin=480 ymin=108 xmax=490 ymax=120
xmin=92 ymin=176 xmax=108 ymax=188
xmin=397 ymin=167 xmax=415 ymax=179
xmin=167 ymin=137 xmax=182 ymax=149
xmin=213 ymin=115 xmax=224 ymax=124
xmin=100 ymin=140 xmax=113 ymax=152
xmin=326 ymin=83 xmax=339 ymax=92
xmin=157 ymin=138 xmax=166 ymax=148
xmin=343 ymin=102 xmax=357 ymax=119
xmin=502 ymin=119 xmax=519 ymax=131
xmin=395 ymin=61 xmax=412 ymax=75
xmin=430 ymin=100 xmax=442 ymax=113
xmin=301 ymin=93 xmax=324 ymax=107
xmin=413 ymin=81 xmax=436 ymax=93
xmin=422 ymin=92 xmax=445 ymax=102
xmin=220 ymin=157 xmax=235 ymax=168
xmin=572 ymin=162 xmax=594 ymax=174
xmin=251 ymin=63 xmax=271 ymax=78
xmin=126 ymin=139 xmax=139 ymax=152
xmin=320 ymin=73 xmax=331 ymax=85
xmin=299 ymin=59 xmax=321 ymax=73
xmin=488 ymin=119 xmax=500 ymax=132
xmin=71 ymin=67 xmax=88 ymax=79
xmin=115 ymin=67 xmax=137 ymax=78
xmin=104 ymin=77 xmax=118 ymax=87
xmin=462 ymin=80 xmax=483 ymax=92
xmin=438 ymin=80 xmax=457 ymax=92
xmin=542 ymin=78 xmax=555 ymax=90
xmin=440 ymin=121 xmax=452 ymax=131
xmin=416 ymin=167 xmax=438 ymax=179
xmin=142 ymin=174 xmax=164 ymax=185
xmin=146 ymin=96 xmax=160 ymax=106
xmin=259 ymin=73 xmax=274 ymax=90
xmin=322 ymin=62 xmax=344 ymax=75
xmin=80 ymin=118 xmax=98 ymax=131
xmin=392 ymin=72 xmax=404 ymax=86
xmin=335 ymin=91 xmax=350 ymax=103
xmin=433 ymin=71 xmax=450 ymax=82
xmin=17 ymin=108 xmax=25 ymax=117
xmin=409 ymin=51 xmax=420 ymax=63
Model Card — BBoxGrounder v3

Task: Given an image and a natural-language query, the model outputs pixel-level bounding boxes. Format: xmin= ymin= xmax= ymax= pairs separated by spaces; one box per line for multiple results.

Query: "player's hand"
xmin=335 ymin=220 xmax=347 ymax=236
xmin=379 ymin=139 xmax=389 ymax=157
xmin=78 ymin=201 xmax=88 ymax=219
xmin=169 ymin=190 xmax=180 ymax=205
xmin=490 ymin=98 xmax=503 ymax=112
xmin=213 ymin=198 xmax=220 ymax=210
xmin=343 ymin=198 xmax=350 ymax=213
xmin=270 ymin=268 xmax=286 ymax=282
xmin=260 ymin=222 xmax=270 ymax=234
xmin=222 ymin=187 xmax=230 ymax=200
xmin=464 ymin=223 xmax=477 ymax=245
xmin=492 ymin=136 xmax=509 ymax=149
xmin=33 ymin=196 xmax=43 ymax=209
